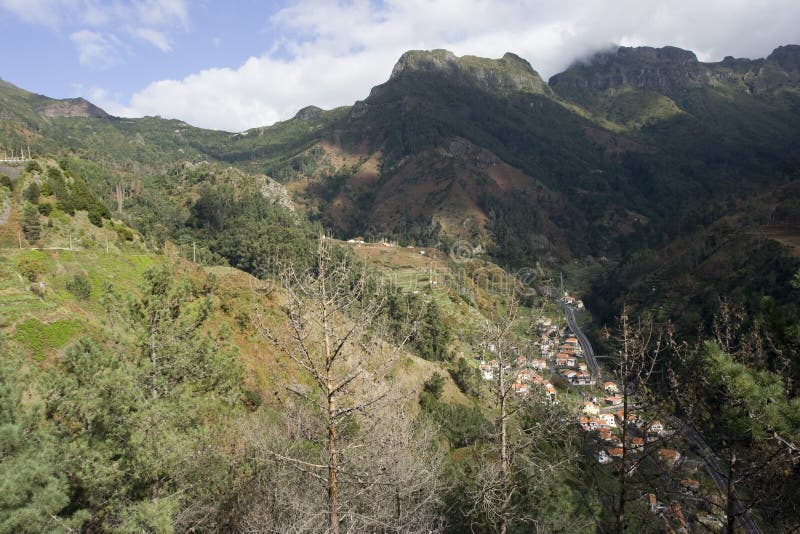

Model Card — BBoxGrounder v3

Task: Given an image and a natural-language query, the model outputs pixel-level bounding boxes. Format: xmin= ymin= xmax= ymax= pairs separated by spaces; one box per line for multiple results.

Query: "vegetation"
xmin=1 ymin=43 xmax=800 ymax=532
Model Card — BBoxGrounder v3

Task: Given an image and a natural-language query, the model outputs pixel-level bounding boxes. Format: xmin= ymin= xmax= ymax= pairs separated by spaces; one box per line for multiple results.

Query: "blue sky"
xmin=2 ymin=0 xmax=800 ymax=132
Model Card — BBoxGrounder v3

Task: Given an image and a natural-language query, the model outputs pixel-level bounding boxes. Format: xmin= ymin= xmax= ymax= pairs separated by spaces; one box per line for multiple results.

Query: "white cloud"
xmin=0 ymin=0 xmax=188 ymax=60
xmin=120 ymin=0 xmax=800 ymax=132
xmin=132 ymin=0 xmax=188 ymax=29
xmin=70 ymin=29 xmax=122 ymax=68
xmin=129 ymin=27 xmax=172 ymax=51
xmin=0 ymin=0 xmax=75 ymax=28
xmin=79 ymin=86 xmax=140 ymax=116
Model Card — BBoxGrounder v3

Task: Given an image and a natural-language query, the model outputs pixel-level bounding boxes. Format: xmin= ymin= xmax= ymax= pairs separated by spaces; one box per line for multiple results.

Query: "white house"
xmin=599 ymin=413 xmax=617 ymax=428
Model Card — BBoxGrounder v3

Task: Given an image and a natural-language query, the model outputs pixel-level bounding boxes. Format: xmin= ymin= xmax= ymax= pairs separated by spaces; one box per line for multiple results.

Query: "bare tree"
xmin=467 ymin=296 xmax=582 ymax=533
xmin=255 ymin=237 xmax=429 ymax=533
xmin=599 ymin=308 xmax=665 ymax=534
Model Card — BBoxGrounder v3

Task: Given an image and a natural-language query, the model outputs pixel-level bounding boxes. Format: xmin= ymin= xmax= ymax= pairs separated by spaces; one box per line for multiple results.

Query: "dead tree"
xmin=469 ymin=296 xmax=581 ymax=533
xmin=604 ymin=308 xmax=663 ymax=534
xmin=257 ymin=237 xmax=420 ymax=533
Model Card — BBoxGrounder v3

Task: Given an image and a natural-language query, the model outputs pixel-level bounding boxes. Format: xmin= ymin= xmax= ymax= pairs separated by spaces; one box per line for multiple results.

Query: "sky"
xmin=1 ymin=0 xmax=799 ymax=132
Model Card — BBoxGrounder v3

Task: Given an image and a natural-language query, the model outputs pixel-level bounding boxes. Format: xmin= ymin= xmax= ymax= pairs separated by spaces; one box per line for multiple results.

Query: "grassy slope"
xmin=0 ymin=180 xmax=483 ymax=411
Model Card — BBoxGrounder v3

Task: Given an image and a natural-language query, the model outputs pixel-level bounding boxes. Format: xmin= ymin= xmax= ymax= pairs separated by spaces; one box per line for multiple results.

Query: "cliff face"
xmin=549 ymin=45 xmax=800 ymax=101
xmin=550 ymin=46 xmax=712 ymax=96
xmin=38 ymin=97 xmax=110 ymax=119
xmin=768 ymin=44 xmax=800 ymax=74
xmin=388 ymin=49 xmax=549 ymax=95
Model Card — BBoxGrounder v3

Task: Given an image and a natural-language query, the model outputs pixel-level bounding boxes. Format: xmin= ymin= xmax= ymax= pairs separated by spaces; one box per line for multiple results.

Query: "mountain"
xmin=243 ymin=45 xmax=800 ymax=267
xmin=2 ymin=44 xmax=800 ymax=313
xmin=3 ymin=45 xmax=800 ymax=532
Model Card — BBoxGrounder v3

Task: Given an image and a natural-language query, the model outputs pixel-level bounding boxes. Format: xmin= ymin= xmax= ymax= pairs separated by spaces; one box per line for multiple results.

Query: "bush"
xmin=24 ymin=161 xmax=41 ymax=173
xmin=40 ymin=182 xmax=53 ymax=196
xmin=87 ymin=205 xmax=105 ymax=227
xmin=17 ymin=256 xmax=47 ymax=282
xmin=66 ymin=273 xmax=91 ymax=300
xmin=449 ymin=357 xmax=483 ymax=397
xmin=0 ymin=174 xmax=13 ymax=191
xmin=23 ymin=182 xmax=40 ymax=203
xmin=38 ymin=203 xmax=52 ymax=216
xmin=423 ymin=372 xmax=445 ymax=400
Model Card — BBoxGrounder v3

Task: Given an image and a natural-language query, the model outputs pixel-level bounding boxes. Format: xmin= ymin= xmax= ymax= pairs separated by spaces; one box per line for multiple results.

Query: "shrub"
xmin=423 ymin=372 xmax=445 ymax=400
xmin=24 ymin=161 xmax=41 ymax=173
xmin=17 ymin=256 xmax=47 ymax=282
xmin=0 ymin=174 xmax=12 ymax=191
xmin=38 ymin=203 xmax=52 ymax=216
xmin=23 ymin=182 xmax=40 ymax=203
xmin=111 ymin=223 xmax=134 ymax=241
xmin=66 ymin=273 xmax=91 ymax=300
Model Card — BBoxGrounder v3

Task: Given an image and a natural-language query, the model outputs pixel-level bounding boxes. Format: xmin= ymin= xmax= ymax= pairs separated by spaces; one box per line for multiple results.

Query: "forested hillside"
xmin=2 ymin=43 xmax=800 ymax=532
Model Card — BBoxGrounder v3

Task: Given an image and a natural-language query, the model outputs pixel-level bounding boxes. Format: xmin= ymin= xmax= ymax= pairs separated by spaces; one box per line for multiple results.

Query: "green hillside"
xmin=2 ymin=43 xmax=800 ymax=532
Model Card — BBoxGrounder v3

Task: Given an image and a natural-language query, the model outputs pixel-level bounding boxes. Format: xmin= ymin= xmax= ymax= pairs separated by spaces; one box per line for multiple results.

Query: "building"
xmin=583 ymin=402 xmax=600 ymax=415
xmin=680 ymin=479 xmax=700 ymax=494
xmin=480 ymin=361 xmax=495 ymax=380
xmin=544 ymin=383 xmax=557 ymax=402
xmin=598 ymin=413 xmax=617 ymax=428
xmin=646 ymin=420 xmax=665 ymax=436
xmin=603 ymin=381 xmax=619 ymax=394
xmin=512 ymin=382 xmax=529 ymax=395
xmin=555 ymin=353 xmax=576 ymax=367
xmin=657 ymin=449 xmax=681 ymax=467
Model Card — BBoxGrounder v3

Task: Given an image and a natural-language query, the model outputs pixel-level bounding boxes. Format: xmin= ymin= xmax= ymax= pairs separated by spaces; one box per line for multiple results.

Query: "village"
xmin=475 ymin=292 xmax=729 ymax=532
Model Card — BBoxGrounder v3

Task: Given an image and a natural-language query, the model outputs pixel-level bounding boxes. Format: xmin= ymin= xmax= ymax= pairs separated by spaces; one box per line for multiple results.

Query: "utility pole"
xmin=69 ymin=235 xmax=73 ymax=251
xmin=192 ymin=241 xmax=196 ymax=263
xmin=560 ymin=272 xmax=564 ymax=296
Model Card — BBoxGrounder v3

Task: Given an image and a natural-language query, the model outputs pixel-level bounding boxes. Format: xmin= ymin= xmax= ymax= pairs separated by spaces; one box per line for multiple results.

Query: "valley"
xmin=1 ymin=42 xmax=800 ymax=532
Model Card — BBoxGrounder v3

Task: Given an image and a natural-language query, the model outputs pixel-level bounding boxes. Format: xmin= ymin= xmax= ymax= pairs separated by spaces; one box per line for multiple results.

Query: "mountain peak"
xmin=616 ymin=45 xmax=698 ymax=64
xmin=549 ymin=45 xmax=712 ymax=98
xmin=294 ymin=105 xmax=324 ymax=121
xmin=768 ymin=44 xmax=800 ymax=73
xmin=390 ymin=49 xmax=459 ymax=78
xmin=389 ymin=49 xmax=547 ymax=95
xmin=38 ymin=97 xmax=110 ymax=119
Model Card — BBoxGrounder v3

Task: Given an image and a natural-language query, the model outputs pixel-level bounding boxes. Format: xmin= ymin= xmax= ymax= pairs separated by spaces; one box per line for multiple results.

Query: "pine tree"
xmin=21 ymin=203 xmax=41 ymax=244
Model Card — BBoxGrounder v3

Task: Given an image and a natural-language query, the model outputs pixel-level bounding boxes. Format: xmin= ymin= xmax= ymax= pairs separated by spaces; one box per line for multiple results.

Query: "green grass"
xmin=11 ymin=317 xmax=83 ymax=360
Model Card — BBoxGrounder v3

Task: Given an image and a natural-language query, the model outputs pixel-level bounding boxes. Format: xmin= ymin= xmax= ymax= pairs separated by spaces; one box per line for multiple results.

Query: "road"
xmin=561 ymin=302 xmax=600 ymax=378
xmin=561 ymin=301 xmax=761 ymax=533
xmin=673 ymin=418 xmax=762 ymax=534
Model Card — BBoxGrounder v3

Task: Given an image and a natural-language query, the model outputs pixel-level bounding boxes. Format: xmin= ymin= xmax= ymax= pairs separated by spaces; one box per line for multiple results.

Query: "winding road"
xmin=560 ymin=301 xmax=761 ymax=534
xmin=674 ymin=419 xmax=762 ymax=534
xmin=561 ymin=302 xmax=600 ymax=378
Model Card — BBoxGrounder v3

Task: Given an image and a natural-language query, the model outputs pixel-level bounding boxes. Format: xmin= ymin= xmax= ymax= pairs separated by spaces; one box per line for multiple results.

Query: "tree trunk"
xmin=149 ymin=327 xmax=158 ymax=398
xmin=616 ymin=386 xmax=628 ymax=534
xmin=395 ymin=485 xmax=402 ymax=524
xmin=616 ymin=314 xmax=630 ymax=534
xmin=726 ymin=449 xmax=736 ymax=534
xmin=499 ymin=347 xmax=509 ymax=534
xmin=322 ymin=284 xmax=340 ymax=534
xmin=328 ymin=396 xmax=340 ymax=534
